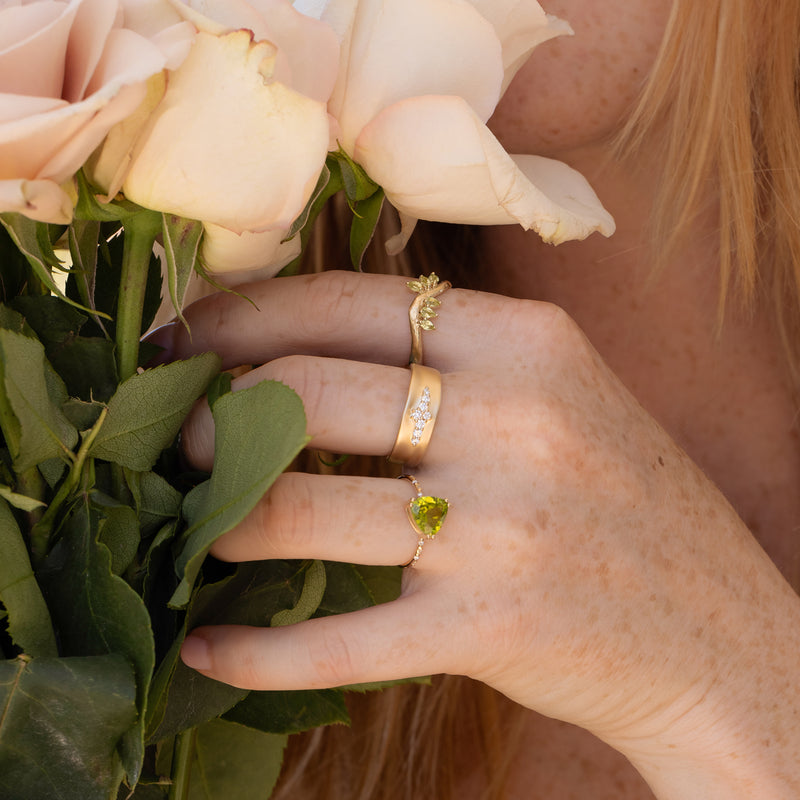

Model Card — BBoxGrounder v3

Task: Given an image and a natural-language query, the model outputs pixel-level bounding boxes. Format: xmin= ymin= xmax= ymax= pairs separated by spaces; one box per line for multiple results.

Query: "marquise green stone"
xmin=407 ymin=495 xmax=449 ymax=538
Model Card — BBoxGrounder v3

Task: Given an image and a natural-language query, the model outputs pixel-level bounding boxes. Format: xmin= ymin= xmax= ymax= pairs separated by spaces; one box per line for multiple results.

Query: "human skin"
xmin=154 ymin=1 xmax=800 ymax=797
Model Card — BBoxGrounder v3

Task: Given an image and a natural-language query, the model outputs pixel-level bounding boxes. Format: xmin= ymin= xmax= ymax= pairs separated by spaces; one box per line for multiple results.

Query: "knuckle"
xmin=307 ymin=626 xmax=358 ymax=687
xmin=295 ymin=271 xmax=361 ymax=341
xmin=264 ymin=355 xmax=327 ymax=424
xmin=262 ymin=473 xmax=317 ymax=553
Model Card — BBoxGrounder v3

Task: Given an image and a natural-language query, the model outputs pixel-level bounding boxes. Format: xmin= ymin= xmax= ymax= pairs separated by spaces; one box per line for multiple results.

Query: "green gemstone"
xmin=407 ymin=495 xmax=449 ymax=538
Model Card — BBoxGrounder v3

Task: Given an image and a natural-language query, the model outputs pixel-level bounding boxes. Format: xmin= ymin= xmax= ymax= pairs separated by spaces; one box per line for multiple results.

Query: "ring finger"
xmin=210 ymin=472 xmax=456 ymax=570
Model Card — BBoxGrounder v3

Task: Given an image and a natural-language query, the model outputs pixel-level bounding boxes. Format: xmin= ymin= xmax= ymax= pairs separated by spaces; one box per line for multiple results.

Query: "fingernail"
xmin=142 ymin=321 xmax=178 ymax=366
xmin=181 ymin=634 xmax=212 ymax=671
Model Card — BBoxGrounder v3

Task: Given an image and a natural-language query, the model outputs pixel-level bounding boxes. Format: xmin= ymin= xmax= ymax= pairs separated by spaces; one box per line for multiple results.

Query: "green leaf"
xmin=140 ymin=520 xmax=179 ymax=606
xmin=314 ymin=561 xmax=377 ymax=617
xmin=65 ymin=221 xmax=162 ymax=341
xmin=0 ymin=223 xmax=36 ymax=303
xmin=170 ymin=380 xmax=309 ymax=608
xmin=189 ymin=719 xmax=287 ymax=800
xmin=270 ymin=560 xmax=326 ymax=626
xmin=90 ymin=353 xmax=221 ymax=471
xmin=0 ymin=329 xmax=77 ymax=471
xmin=331 ymin=147 xmax=380 ymax=203
xmin=134 ymin=471 xmax=182 ymax=535
xmin=148 ymin=561 xmax=303 ymax=743
xmin=224 ymin=688 xmax=349 ymax=735
xmin=48 ymin=335 xmax=119 ymax=402
xmin=0 ymin=303 xmax=32 ymax=336
xmin=0 ymin=485 xmax=45 ymax=512
xmin=0 ymin=654 xmax=136 ymax=800
xmin=0 ymin=498 xmax=56 ymax=656
xmin=349 ymin=188 xmax=385 ymax=270
xmin=280 ymin=161 xmax=344 ymax=276
xmin=67 ymin=218 xmax=107 ymax=333
xmin=205 ymin=371 xmax=232 ymax=410
xmin=10 ymin=294 xmax=86 ymax=347
xmin=162 ymin=214 xmax=203 ymax=329
xmin=94 ymin=496 xmax=140 ymax=575
xmin=62 ymin=398 xmax=105 ymax=431
xmin=74 ymin=169 xmax=143 ymax=222
xmin=0 ymin=213 xmax=89 ymax=313
xmin=284 ymin=163 xmax=336 ymax=241
xmin=38 ymin=501 xmax=155 ymax=784
xmin=351 ymin=564 xmax=403 ymax=606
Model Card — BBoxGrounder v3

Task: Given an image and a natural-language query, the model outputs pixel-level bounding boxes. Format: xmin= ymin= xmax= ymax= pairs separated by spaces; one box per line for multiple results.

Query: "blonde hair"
xmin=617 ymin=0 xmax=800 ymax=380
xmin=275 ymin=1 xmax=800 ymax=797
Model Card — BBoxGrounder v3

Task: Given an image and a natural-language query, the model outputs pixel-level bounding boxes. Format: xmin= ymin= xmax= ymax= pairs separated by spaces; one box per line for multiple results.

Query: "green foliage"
xmin=189 ymin=720 xmax=286 ymax=800
xmin=282 ymin=148 xmax=385 ymax=274
xmin=0 ymin=499 xmax=56 ymax=657
xmin=0 ymin=654 xmax=137 ymax=800
xmin=171 ymin=380 xmax=310 ymax=608
xmin=0 ymin=147 xmax=408 ymax=798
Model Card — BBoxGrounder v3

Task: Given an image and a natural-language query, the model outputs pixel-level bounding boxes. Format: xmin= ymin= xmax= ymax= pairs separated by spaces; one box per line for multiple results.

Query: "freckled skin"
xmin=172 ymin=0 xmax=800 ymax=794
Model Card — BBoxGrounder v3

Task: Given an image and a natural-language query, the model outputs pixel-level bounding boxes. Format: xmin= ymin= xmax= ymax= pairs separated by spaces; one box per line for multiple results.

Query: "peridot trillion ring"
xmin=400 ymin=475 xmax=449 ymax=567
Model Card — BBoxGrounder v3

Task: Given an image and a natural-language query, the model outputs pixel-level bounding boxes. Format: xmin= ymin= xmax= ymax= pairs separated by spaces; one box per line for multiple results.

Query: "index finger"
xmin=150 ymin=271 xmax=412 ymax=368
xmin=146 ymin=270 xmax=514 ymax=372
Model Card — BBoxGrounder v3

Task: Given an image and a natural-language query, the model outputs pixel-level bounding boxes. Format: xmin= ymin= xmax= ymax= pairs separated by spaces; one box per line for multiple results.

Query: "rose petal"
xmin=149 ymin=21 xmax=195 ymax=69
xmin=121 ymin=30 xmax=330 ymax=233
xmin=201 ymin=222 xmax=301 ymax=276
xmin=355 ymin=94 xmax=615 ymax=243
xmin=0 ymin=99 xmax=95 ymax=179
xmin=464 ymin=0 xmax=573 ymax=93
xmin=321 ymin=0 xmax=505 ymax=151
xmin=238 ymin=0 xmax=339 ymax=102
xmin=41 ymin=25 xmax=168 ymax=182
xmin=168 ymin=0 xmax=339 ymax=102
xmin=0 ymin=93 xmax=67 ymax=125
xmin=64 ymin=0 xmax=121 ymax=102
xmin=0 ymin=177 xmax=74 ymax=223
xmin=120 ymin=0 xmax=184 ymax=38
xmin=0 ymin=0 xmax=78 ymax=98
xmin=86 ymin=72 xmax=167 ymax=198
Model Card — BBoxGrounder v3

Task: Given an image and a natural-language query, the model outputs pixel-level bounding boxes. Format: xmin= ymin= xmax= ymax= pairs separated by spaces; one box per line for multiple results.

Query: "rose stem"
xmin=115 ymin=211 xmax=162 ymax=382
xmin=169 ymin=727 xmax=197 ymax=800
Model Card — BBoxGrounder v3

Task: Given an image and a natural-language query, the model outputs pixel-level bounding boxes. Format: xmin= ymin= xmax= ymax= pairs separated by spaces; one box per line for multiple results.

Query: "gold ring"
xmin=388 ymin=364 xmax=441 ymax=466
xmin=400 ymin=475 xmax=449 ymax=567
xmin=406 ymin=273 xmax=451 ymax=365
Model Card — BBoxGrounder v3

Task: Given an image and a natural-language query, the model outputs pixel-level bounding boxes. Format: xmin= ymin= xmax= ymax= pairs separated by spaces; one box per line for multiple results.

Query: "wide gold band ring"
xmin=388 ymin=364 xmax=441 ymax=467
xmin=400 ymin=475 xmax=449 ymax=567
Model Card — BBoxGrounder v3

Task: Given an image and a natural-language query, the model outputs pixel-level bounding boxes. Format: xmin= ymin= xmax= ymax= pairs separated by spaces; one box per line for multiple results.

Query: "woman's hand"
xmin=154 ymin=270 xmax=800 ymax=797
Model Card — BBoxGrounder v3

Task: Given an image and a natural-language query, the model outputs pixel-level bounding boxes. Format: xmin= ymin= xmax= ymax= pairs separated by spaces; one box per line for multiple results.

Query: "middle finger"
xmin=182 ymin=355 xmax=460 ymax=470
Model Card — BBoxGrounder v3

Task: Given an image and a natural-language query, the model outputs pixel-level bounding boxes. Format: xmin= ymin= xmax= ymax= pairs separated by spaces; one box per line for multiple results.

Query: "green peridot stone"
xmin=407 ymin=495 xmax=449 ymax=538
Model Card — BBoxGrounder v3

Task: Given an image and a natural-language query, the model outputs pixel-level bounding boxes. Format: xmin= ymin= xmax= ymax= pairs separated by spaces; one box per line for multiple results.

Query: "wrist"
xmin=611 ymin=603 xmax=800 ymax=799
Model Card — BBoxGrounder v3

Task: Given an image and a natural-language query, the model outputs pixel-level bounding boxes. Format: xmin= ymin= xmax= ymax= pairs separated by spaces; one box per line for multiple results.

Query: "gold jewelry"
xmin=400 ymin=475 xmax=449 ymax=567
xmin=388 ymin=364 xmax=441 ymax=466
xmin=406 ymin=273 xmax=451 ymax=365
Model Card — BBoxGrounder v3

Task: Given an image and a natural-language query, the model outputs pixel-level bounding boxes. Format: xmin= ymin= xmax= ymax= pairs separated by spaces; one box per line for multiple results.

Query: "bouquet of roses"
xmin=0 ymin=0 xmax=613 ymax=797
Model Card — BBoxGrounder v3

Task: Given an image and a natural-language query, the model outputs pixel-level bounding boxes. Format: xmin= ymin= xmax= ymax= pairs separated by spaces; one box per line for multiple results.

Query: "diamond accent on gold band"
xmin=409 ymin=386 xmax=432 ymax=446
xmin=388 ymin=364 xmax=442 ymax=467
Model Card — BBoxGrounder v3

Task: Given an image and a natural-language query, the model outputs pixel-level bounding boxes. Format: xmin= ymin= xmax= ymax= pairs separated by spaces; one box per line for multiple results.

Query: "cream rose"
xmin=298 ymin=0 xmax=615 ymax=249
xmin=0 ymin=0 xmax=193 ymax=224
xmin=91 ymin=0 xmax=339 ymax=277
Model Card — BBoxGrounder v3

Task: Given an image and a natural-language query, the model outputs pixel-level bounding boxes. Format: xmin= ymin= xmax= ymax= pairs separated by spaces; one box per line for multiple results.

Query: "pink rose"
xmin=300 ymin=0 xmax=615 ymax=249
xmin=91 ymin=0 xmax=339 ymax=276
xmin=0 ymin=0 xmax=193 ymax=223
